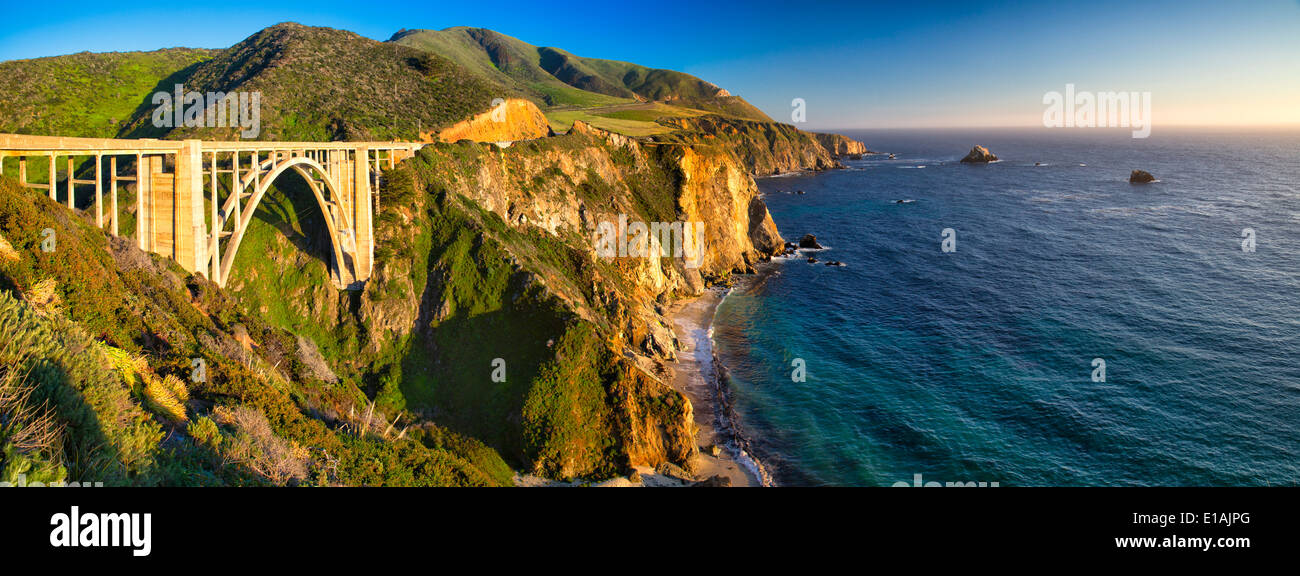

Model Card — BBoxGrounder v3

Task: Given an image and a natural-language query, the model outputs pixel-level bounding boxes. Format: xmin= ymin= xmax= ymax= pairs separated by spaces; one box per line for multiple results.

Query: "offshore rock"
xmin=1129 ymin=169 xmax=1157 ymax=183
xmin=960 ymin=145 xmax=999 ymax=163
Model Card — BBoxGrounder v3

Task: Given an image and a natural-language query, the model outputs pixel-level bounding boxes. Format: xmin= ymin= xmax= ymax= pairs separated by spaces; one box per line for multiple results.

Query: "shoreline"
xmin=663 ymin=281 xmax=775 ymax=487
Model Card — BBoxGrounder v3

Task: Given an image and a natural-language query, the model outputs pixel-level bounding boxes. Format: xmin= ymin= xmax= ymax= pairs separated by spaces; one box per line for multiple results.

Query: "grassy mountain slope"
xmin=0 ymin=48 xmax=216 ymax=138
xmin=120 ymin=23 xmax=503 ymax=141
xmin=542 ymin=101 xmax=708 ymax=136
xmin=0 ymin=24 xmax=506 ymax=143
xmin=387 ymin=27 xmax=628 ymax=109
xmin=390 ymin=27 xmax=772 ymax=122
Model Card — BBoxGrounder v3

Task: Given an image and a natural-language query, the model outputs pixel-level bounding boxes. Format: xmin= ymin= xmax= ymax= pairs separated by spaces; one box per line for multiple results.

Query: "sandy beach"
xmin=660 ymin=286 xmax=767 ymax=487
xmin=514 ymin=284 xmax=769 ymax=487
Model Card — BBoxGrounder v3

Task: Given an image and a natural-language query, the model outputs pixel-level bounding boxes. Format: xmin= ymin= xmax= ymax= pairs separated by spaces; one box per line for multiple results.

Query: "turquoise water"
xmin=712 ymin=128 xmax=1300 ymax=486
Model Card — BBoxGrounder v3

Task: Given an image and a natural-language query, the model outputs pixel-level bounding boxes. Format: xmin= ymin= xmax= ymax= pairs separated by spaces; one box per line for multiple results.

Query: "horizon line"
xmin=800 ymin=122 xmax=1300 ymax=132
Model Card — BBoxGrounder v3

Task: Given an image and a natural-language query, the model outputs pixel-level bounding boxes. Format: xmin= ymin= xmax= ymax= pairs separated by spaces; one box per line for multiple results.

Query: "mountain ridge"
xmin=389 ymin=26 xmax=773 ymax=122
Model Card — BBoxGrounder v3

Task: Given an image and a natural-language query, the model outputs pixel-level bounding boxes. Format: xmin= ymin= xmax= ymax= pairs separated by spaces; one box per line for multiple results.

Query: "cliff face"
xmin=812 ymin=131 xmax=870 ymax=157
xmin=419 ymin=120 xmax=782 ymax=301
xmin=434 ymin=98 xmax=552 ymax=143
xmin=348 ymin=120 xmax=786 ymax=479
xmin=665 ymin=142 xmax=784 ymax=271
xmin=656 ymin=115 xmax=841 ymax=176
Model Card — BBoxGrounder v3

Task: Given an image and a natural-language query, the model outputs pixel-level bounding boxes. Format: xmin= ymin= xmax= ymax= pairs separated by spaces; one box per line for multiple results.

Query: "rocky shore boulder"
xmin=960 ymin=145 xmax=999 ymax=163
xmin=747 ymin=197 xmax=784 ymax=255
xmin=798 ymin=234 xmax=824 ymax=249
xmin=691 ymin=475 xmax=733 ymax=487
xmin=1129 ymin=170 xmax=1157 ymax=183
xmin=656 ymin=461 xmax=697 ymax=483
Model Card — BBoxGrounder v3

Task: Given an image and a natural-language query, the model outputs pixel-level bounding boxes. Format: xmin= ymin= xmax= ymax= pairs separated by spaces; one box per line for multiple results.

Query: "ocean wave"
xmin=708 ymin=286 xmax=776 ymax=486
xmin=761 ymin=171 xmax=809 ymax=179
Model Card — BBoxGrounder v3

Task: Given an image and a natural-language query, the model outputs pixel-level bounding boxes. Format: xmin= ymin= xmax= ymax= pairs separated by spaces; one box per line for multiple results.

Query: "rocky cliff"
xmin=655 ymin=115 xmax=843 ymax=176
xmin=338 ymin=120 xmax=787 ymax=479
xmin=812 ymin=131 xmax=871 ymax=157
xmin=434 ymin=98 xmax=552 ymax=143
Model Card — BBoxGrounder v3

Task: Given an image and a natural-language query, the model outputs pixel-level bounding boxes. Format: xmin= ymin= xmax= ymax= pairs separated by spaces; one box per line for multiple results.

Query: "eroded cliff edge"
xmin=655 ymin=115 xmax=843 ymax=176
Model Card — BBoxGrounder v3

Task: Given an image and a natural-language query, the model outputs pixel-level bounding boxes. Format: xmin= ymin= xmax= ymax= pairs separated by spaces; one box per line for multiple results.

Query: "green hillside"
xmin=0 ymin=48 xmax=216 ymax=138
xmin=0 ymin=23 xmax=779 ymax=142
xmin=120 ymin=23 xmax=503 ymax=141
xmin=0 ymin=175 xmax=512 ymax=486
xmin=390 ymin=27 xmax=772 ymax=122
xmin=0 ymin=24 xmax=506 ymax=143
xmin=387 ymin=27 xmax=627 ymax=109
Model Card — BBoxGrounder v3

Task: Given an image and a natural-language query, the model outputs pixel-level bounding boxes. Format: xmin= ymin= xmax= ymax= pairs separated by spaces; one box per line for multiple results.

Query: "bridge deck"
xmin=0 ymin=133 xmax=424 ymax=155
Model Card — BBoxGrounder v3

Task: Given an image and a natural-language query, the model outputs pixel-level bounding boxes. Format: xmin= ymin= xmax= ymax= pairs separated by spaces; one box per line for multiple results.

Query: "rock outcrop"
xmin=812 ymin=132 xmax=870 ymax=158
xmin=1129 ymin=170 xmax=1156 ymax=183
xmin=435 ymin=98 xmax=552 ymax=143
xmin=656 ymin=115 xmax=840 ymax=176
xmin=960 ymin=145 xmax=999 ymax=163
xmin=798 ymin=234 xmax=824 ymax=249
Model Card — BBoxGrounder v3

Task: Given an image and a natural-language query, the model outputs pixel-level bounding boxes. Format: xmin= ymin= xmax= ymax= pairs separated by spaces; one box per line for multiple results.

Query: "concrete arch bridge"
xmin=0 ymin=134 xmax=423 ymax=289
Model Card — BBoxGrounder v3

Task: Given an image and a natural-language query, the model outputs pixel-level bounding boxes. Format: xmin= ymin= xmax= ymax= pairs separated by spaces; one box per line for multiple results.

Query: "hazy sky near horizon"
xmin=2 ymin=0 xmax=1297 ymax=129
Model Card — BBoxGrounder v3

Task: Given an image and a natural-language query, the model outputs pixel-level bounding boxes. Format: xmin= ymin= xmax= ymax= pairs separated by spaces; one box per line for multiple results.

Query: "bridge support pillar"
xmin=353 ymin=146 xmax=373 ymax=284
xmin=137 ymin=154 xmax=156 ymax=252
xmin=175 ymin=140 xmax=207 ymax=275
xmin=139 ymin=142 xmax=206 ymax=276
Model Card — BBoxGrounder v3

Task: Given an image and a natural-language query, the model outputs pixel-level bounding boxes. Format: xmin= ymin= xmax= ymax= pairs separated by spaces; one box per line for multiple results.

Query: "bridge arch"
xmin=217 ymin=155 xmax=355 ymax=288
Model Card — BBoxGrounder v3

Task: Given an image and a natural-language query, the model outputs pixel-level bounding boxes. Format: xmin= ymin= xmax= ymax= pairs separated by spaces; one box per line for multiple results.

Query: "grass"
xmin=392 ymin=27 xmax=772 ymax=121
xmin=389 ymin=27 xmax=630 ymax=109
xmin=0 ymin=48 xmax=216 ymax=138
xmin=544 ymin=102 xmax=706 ymax=136
xmin=0 ymin=291 xmax=163 ymax=484
xmin=530 ymin=83 xmax=631 ymax=108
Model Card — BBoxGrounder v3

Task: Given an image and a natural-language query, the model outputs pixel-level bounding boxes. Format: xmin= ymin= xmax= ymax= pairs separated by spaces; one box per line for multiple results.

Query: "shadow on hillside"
xmin=117 ymin=60 xmax=211 ymax=139
xmin=247 ymin=170 xmax=335 ymax=269
xmin=17 ymin=353 xmax=146 ymax=484
xmin=401 ymin=308 xmax=525 ymax=467
xmin=398 ymin=265 xmax=564 ymax=467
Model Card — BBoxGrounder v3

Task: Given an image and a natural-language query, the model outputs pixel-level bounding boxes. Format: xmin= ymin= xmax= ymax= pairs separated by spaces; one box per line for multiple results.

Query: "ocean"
xmin=712 ymin=127 xmax=1300 ymax=486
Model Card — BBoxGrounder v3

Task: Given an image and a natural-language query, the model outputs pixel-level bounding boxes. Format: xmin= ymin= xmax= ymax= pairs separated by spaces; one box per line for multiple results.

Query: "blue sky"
xmin=2 ymin=0 xmax=1297 ymax=128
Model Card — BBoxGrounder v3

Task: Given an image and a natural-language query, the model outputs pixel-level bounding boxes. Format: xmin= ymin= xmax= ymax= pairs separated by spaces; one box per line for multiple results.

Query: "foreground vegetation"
xmin=0 ymin=177 xmax=511 ymax=486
